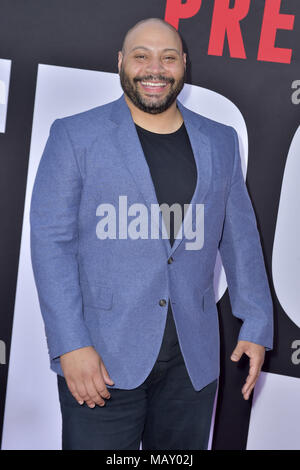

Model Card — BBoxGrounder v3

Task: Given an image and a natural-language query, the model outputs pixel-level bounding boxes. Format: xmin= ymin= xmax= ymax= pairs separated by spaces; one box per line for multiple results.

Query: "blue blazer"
xmin=30 ymin=93 xmax=274 ymax=391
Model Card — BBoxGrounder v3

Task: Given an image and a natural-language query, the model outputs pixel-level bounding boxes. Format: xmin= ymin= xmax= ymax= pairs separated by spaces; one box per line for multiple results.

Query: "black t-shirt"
xmin=135 ymin=121 xmax=197 ymax=246
xmin=135 ymin=121 xmax=197 ymax=362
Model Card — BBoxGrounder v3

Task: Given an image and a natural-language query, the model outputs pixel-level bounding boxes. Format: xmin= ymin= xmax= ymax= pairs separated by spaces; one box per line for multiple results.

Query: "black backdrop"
xmin=0 ymin=0 xmax=299 ymax=450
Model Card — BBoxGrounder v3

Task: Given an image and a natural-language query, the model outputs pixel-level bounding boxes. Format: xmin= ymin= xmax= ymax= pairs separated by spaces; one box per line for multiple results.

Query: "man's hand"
xmin=60 ymin=346 xmax=115 ymax=408
xmin=230 ymin=340 xmax=265 ymax=400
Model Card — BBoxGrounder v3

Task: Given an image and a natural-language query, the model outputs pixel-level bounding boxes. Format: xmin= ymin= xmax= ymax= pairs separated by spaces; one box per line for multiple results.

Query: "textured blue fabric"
xmin=30 ymin=93 xmax=274 ymax=391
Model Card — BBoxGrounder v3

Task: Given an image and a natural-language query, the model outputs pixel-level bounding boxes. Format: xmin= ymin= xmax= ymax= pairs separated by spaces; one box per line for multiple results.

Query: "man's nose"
xmin=146 ymin=57 xmax=165 ymax=75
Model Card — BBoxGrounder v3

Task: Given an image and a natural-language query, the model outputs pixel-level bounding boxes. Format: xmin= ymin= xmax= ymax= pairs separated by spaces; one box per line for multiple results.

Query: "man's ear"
xmin=183 ymin=52 xmax=187 ymax=69
xmin=117 ymin=51 xmax=123 ymax=73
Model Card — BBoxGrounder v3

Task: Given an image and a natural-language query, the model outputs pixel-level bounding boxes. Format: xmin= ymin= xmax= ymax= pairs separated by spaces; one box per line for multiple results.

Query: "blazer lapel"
xmin=109 ymin=94 xmax=171 ymax=253
xmin=170 ymin=100 xmax=212 ymax=255
xmin=109 ymin=93 xmax=212 ymax=256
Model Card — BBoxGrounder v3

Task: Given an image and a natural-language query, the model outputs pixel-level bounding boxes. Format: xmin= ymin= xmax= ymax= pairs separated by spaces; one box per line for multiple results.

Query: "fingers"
xmin=66 ymin=373 xmax=111 ymax=408
xmin=93 ymin=373 xmax=111 ymax=402
xmin=230 ymin=342 xmax=266 ymax=400
xmin=67 ymin=380 xmax=84 ymax=405
xmin=230 ymin=345 xmax=244 ymax=362
xmin=60 ymin=347 xmax=115 ymax=408
xmin=242 ymin=358 xmax=262 ymax=400
xmin=100 ymin=361 xmax=115 ymax=385
xmin=83 ymin=378 xmax=106 ymax=408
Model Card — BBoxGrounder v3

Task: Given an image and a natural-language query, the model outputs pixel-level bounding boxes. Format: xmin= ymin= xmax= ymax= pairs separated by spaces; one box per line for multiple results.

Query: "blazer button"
xmin=159 ymin=299 xmax=167 ymax=306
xmin=167 ymin=256 xmax=174 ymax=264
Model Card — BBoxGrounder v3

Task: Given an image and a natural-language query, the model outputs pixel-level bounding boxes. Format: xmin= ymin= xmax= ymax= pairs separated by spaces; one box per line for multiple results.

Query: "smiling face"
xmin=118 ymin=20 xmax=186 ymax=114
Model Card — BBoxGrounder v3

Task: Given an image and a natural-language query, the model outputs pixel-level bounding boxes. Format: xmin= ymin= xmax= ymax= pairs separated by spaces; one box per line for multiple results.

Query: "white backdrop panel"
xmin=247 ymin=372 xmax=300 ymax=450
xmin=0 ymin=58 xmax=11 ymax=133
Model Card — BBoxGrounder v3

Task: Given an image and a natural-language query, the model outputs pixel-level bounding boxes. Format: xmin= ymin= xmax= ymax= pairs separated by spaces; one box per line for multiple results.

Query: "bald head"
xmin=121 ymin=18 xmax=184 ymax=56
xmin=118 ymin=17 xmax=186 ymax=115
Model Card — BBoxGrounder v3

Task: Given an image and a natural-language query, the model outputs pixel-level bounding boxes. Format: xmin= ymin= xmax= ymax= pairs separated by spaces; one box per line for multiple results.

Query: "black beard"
xmin=119 ymin=66 xmax=185 ymax=114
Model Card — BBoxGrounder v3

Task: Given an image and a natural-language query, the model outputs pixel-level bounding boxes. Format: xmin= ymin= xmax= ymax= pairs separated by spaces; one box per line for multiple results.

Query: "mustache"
xmin=133 ymin=75 xmax=175 ymax=84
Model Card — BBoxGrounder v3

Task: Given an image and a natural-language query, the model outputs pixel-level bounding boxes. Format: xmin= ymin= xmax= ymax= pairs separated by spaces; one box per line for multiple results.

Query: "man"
xmin=30 ymin=18 xmax=273 ymax=450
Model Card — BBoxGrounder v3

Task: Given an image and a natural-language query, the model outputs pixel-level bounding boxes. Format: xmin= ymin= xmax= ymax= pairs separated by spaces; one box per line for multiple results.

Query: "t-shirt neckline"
xmin=134 ymin=121 xmax=185 ymax=137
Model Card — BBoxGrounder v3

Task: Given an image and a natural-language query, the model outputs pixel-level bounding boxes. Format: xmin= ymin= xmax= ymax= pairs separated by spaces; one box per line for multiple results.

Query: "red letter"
xmin=208 ymin=0 xmax=250 ymax=59
xmin=164 ymin=0 xmax=202 ymax=30
xmin=258 ymin=0 xmax=294 ymax=64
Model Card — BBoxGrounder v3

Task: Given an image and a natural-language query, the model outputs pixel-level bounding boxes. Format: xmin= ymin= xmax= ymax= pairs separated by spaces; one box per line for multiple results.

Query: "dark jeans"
xmin=57 ymin=345 xmax=218 ymax=450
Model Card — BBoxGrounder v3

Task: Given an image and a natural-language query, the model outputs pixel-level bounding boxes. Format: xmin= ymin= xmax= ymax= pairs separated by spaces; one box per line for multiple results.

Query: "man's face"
xmin=118 ymin=23 xmax=186 ymax=114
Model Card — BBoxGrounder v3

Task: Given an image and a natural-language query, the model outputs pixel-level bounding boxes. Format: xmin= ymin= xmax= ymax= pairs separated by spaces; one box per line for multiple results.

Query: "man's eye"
xmin=135 ymin=55 xmax=146 ymax=59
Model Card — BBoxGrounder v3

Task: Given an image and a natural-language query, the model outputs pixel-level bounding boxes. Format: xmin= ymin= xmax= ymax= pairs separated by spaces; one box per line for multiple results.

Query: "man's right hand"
xmin=59 ymin=346 xmax=115 ymax=408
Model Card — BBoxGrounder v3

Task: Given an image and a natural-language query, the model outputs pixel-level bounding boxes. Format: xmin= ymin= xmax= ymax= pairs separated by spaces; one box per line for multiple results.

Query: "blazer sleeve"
xmin=30 ymin=118 xmax=93 ymax=361
xmin=218 ymin=127 xmax=274 ymax=351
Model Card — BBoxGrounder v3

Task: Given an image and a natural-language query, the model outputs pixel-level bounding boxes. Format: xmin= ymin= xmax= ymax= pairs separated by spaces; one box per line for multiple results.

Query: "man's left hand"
xmin=230 ymin=340 xmax=265 ymax=400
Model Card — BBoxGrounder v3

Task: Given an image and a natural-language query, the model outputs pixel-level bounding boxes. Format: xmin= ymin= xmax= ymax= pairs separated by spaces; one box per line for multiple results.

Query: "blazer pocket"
xmin=81 ymin=281 xmax=113 ymax=310
xmin=202 ymin=285 xmax=216 ymax=312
